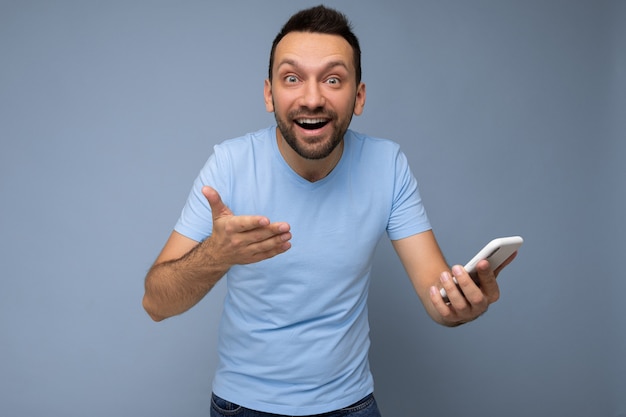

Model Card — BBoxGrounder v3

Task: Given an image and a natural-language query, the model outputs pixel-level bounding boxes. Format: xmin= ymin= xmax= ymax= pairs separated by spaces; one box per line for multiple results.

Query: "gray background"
xmin=1 ymin=1 xmax=624 ymax=416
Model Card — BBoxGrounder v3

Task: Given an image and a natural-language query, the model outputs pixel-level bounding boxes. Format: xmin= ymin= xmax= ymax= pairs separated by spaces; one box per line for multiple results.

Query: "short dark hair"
xmin=268 ymin=5 xmax=362 ymax=84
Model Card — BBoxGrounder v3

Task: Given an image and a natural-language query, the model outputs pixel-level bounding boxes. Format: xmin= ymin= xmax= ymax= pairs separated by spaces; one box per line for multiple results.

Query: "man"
xmin=143 ymin=5 xmax=517 ymax=417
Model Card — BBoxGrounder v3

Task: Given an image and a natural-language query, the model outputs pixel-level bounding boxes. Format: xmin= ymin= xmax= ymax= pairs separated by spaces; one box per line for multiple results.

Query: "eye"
xmin=326 ymin=77 xmax=340 ymax=85
xmin=285 ymin=75 xmax=299 ymax=83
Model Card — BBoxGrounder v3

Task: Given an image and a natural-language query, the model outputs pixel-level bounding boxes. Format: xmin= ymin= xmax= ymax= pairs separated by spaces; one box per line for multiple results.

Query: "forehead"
xmin=273 ymin=31 xmax=355 ymax=73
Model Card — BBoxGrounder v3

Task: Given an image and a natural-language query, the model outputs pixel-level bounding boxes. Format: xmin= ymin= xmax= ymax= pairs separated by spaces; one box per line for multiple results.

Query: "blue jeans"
xmin=210 ymin=393 xmax=382 ymax=417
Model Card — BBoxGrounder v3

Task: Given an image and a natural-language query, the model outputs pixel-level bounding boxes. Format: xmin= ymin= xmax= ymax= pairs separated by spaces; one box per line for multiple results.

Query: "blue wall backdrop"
xmin=1 ymin=1 xmax=624 ymax=416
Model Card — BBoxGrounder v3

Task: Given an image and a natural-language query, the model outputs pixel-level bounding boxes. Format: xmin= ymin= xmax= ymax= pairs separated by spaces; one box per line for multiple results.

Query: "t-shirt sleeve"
xmin=174 ymin=150 xmax=227 ymax=242
xmin=386 ymin=149 xmax=431 ymax=241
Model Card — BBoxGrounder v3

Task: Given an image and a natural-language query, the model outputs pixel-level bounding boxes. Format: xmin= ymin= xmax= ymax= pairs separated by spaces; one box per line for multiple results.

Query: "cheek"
xmin=330 ymin=89 xmax=358 ymax=110
xmin=270 ymin=93 xmax=293 ymax=114
xmin=335 ymin=98 xmax=357 ymax=118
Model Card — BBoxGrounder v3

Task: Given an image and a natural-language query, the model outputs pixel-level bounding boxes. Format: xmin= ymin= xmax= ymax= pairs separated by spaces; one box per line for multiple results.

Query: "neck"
xmin=276 ymin=130 xmax=344 ymax=182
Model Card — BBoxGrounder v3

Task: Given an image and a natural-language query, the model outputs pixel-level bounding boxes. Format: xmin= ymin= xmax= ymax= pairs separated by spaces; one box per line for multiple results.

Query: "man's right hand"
xmin=202 ymin=186 xmax=292 ymax=267
xmin=142 ymin=186 xmax=291 ymax=321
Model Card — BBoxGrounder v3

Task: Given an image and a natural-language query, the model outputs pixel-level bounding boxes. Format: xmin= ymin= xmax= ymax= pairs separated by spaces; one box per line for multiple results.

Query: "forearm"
xmin=391 ymin=232 xmax=469 ymax=327
xmin=142 ymin=239 xmax=229 ymax=321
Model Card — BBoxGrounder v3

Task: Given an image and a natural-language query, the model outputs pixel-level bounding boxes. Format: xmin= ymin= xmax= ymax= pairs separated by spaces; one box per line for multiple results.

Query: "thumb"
xmin=202 ymin=186 xmax=233 ymax=218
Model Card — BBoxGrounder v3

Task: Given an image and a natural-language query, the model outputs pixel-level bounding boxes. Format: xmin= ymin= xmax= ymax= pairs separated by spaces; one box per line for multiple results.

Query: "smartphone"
xmin=440 ymin=236 xmax=523 ymax=303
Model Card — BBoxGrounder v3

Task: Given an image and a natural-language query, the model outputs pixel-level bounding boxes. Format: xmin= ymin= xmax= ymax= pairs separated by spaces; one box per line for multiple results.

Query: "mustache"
xmin=288 ymin=108 xmax=336 ymax=119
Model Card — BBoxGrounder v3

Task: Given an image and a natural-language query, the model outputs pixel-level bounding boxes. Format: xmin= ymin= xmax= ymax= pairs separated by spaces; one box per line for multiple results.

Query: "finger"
xmin=429 ymin=284 xmax=472 ymax=325
xmin=226 ymin=219 xmax=290 ymax=240
xmin=202 ymin=186 xmax=234 ymax=218
xmin=203 ymin=186 xmax=279 ymax=232
xmin=429 ymin=286 xmax=456 ymax=318
xmin=245 ymin=222 xmax=291 ymax=244
xmin=233 ymin=230 xmax=292 ymax=265
xmin=439 ymin=270 xmax=468 ymax=308
xmin=245 ymin=236 xmax=293 ymax=264
xmin=451 ymin=265 xmax=489 ymax=306
xmin=474 ymin=261 xmax=500 ymax=303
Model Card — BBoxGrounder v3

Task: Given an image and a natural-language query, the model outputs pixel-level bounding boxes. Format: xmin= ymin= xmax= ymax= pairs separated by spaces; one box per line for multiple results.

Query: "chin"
xmin=294 ymin=136 xmax=341 ymax=160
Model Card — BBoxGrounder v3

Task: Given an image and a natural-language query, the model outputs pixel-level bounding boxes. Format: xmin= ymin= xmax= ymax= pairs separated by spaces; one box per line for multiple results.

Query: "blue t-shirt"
xmin=175 ymin=126 xmax=431 ymax=415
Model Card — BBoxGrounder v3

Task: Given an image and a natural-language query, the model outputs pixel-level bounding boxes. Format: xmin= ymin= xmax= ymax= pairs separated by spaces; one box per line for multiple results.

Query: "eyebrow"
xmin=276 ymin=59 xmax=350 ymax=74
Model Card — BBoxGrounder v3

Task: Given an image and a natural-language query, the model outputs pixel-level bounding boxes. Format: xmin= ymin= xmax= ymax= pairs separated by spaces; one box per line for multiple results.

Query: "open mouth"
xmin=294 ymin=118 xmax=330 ymax=130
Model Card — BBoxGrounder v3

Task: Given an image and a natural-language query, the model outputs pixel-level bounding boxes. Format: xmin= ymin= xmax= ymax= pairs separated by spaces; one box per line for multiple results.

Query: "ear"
xmin=353 ymin=82 xmax=366 ymax=116
xmin=264 ymin=79 xmax=274 ymax=112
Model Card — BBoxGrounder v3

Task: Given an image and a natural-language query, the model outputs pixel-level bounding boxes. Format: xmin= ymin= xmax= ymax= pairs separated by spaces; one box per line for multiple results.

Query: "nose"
xmin=300 ymin=81 xmax=326 ymax=110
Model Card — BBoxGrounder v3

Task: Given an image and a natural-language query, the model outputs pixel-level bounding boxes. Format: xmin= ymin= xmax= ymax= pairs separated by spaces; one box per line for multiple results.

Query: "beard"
xmin=274 ymin=106 xmax=353 ymax=160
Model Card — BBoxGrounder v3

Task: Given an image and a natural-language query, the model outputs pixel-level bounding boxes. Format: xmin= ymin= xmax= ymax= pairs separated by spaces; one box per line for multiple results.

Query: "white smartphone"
xmin=440 ymin=236 xmax=523 ymax=303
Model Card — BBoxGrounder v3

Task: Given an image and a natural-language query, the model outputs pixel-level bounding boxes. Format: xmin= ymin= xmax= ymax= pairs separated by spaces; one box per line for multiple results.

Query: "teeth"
xmin=296 ymin=118 xmax=327 ymax=124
